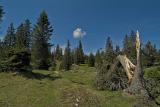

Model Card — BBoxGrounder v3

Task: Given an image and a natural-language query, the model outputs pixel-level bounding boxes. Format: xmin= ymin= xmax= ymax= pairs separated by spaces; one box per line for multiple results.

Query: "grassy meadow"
xmin=0 ymin=65 xmax=138 ymax=107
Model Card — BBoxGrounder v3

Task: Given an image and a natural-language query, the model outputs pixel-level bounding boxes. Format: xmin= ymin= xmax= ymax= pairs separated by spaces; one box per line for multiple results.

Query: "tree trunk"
xmin=125 ymin=31 xmax=150 ymax=99
xmin=117 ymin=55 xmax=136 ymax=84
xmin=125 ymin=50 xmax=149 ymax=98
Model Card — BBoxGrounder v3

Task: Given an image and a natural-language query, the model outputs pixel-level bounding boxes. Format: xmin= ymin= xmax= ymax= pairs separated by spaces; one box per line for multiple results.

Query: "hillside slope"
xmin=0 ymin=65 xmax=138 ymax=107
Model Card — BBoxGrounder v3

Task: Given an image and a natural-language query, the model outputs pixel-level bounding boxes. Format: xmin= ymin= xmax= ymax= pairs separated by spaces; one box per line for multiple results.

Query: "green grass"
xmin=144 ymin=66 xmax=160 ymax=79
xmin=0 ymin=64 xmax=138 ymax=107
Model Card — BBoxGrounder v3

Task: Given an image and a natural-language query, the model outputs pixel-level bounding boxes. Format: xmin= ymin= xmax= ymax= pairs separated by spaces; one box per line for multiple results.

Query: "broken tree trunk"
xmin=105 ymin=55 xmax=136 ymax=90
xmin=117 ymin=55 xmax=136 ymax=84
xmin=125 ymin=31 xmax=150 ymax=99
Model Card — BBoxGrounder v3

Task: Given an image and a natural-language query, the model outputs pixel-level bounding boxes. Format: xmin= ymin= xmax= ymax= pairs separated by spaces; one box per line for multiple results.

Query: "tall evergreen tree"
xmin=88 ymin=52 xmax=95 ymax=67
xmin=78 ymin=40 xmax=84 ymax=64
xmin=106 ymin=37 xmax=113 ymax=52
xmin=123 ymin=34 xmax=129 ymax=55
xmin=142 ymin=41 xmax=157 ymax=67
xmin=0 ymin=39 xmax=5 ymax=61
xmin=115 ymin=45 xmax=120 ymax=55
xmin=23 ymin=19 xmax=31 ymax=48
xmin=15 ymin=23 xmax=25 ymax=49
xmin=129 ymin=31 xmax=136 ymax=62
xmin=32 ymin=11 xmax=53 ymax=69
xmin=62 ymin=40 xmax=72 ymax=71
xmin=4 ymin=23 xmax=16 ymax=47
xmin=0 ymin=6 xmax=4 ymax=23
xmin=95 ymin=37 xmax=116 ymax=90
xmin=71 ymin=49 xmax=75 ymax=64
xmin=123 ymin=31 xmax=136 ymax=63
xmin=105 ymin=37 xmax=115 ymax=64
xmin=55 ymin=44 xmax=62 ymax=61
xmin=74 ymin=47 xmax=79 ymax=65
xmin=0 ymin=6 xmax=4 ymax=61
xmin=73 ymin=40 xmax=85 ymax=65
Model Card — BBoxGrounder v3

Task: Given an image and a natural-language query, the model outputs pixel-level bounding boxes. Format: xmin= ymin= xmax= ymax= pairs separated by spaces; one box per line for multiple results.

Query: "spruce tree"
xmin=105 ymin=37 xmax=115 ymax=64
xmin=62 ymin=40 xmax=72 ymax=71
xmin=55 ymin=44 xmax=62 ymax=61
xmin=129 ymin=31 xmax=137 ymax=62
xmin=71 ymin=49 xmax=75 ymax=64
xmin=115 ymin=45 xmax=120 ymax=55
xmin=0 ymin=6 xmax=4 ymax=23
xmin=15 ymin=23 xmax=25 ymax=49
xmin=88 ymin=52 xmax=95 ymax=67
xmin=4 ymin=23 xmax=16 ymax=47
xmin=123 ymin=31 xmax=137 ymax=64
xmin=0 ymin=39 xmax=5 ymax=61
xmin=142 ymin=41 xmax=157 ymax=67
xmin=32 ymin=11 xmax=53 ymax=69
xmin=95 ymin=37 xmax=116 ymax=90
xmin=74 ymin=47 xmax=79 ymax=65
xmin=77 ymin=40 xmax=84 ymax=64
xmin=23 ymin=19 xmax=31 ymax=48
xmin=0 ymin=6 xmax=4 ymax=61
xmin=123 ymin=34 xmax=129 ymax=55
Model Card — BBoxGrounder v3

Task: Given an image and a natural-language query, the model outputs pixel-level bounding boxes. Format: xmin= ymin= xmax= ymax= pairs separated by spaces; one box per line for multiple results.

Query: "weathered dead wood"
xmin=125 ymin=31 xmax=151 ymax=105
xmin=104 ymin=55 xmax=135 ymax=90
xmin=117 ymin=55 xmax=136 ymax=84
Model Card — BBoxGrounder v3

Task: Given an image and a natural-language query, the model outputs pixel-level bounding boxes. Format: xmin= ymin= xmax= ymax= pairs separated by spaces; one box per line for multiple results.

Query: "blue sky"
xmin=0 ymin=0 xmax=160 ymax=53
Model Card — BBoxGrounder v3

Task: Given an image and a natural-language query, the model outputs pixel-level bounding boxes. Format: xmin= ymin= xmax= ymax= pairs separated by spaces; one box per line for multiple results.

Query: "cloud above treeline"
xmin=73 ymin=28 xmax=86 ymax=39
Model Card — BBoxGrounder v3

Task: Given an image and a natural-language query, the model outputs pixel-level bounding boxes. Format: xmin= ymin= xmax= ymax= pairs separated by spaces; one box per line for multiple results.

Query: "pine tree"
xmin=142 ymin=41 xmax=157 ymax=67
xmin=0 ymin=6 xmax=4 ymax=23
xmin=0 ymin=6 xmax=5 ymax=61
xmin=15 ymin=23 xmax=25 ymax=49
xmin=74 ymin=47 xmax=79 ymax=65
xmin=105 ymin=37 xmax=115 ymax=64
xmin=123 ymin=34 xmax=129 ymax=55
xmin=4 ymin=23 xmax=16 ymax=47
xmin=123 ymin=31 xmax=136 ymax=64
xmin=23 ymin=19 xmax=31 ymax=48
xmin=62 ymin=40 xmax=72 ymax=71
xmin=115 ymin=45 xmax=120 ymax=55
xmin=0 ymin=39 xmax=5 ymax=61
xmin=77 ymin=40 xmax=84 ymax=64
xmin=129 ymin=31 xmax=136 ymax=62
xmin=55 ymin=44 xmax=62 ymax=61
xmin=88 ymin=52 xmax=95 ymax=67
xmin=95 ymin=37 xmax=116 ymax=90
xmin=32 ymin=11 xmax=53 ymax=69
xmin=71 ymin=49 xmax=75 ymax=64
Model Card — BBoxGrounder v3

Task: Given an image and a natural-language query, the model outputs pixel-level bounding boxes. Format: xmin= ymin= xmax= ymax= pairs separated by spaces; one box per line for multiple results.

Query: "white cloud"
xmin=73 ymin=28 xmax=86 ymax=39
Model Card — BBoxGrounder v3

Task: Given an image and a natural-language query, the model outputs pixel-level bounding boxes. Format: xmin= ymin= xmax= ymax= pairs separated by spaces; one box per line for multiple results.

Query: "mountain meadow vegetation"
xmin=0 ymin=5 xmax=160 ymax=107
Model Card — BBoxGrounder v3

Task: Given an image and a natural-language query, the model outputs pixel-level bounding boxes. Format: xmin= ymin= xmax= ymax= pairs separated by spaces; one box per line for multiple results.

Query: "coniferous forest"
xmin=0 ymin=2 xmax=160 ymax=107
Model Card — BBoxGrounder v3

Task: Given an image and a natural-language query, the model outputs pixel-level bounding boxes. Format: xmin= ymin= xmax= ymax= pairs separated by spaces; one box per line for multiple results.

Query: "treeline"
xmin=51 ymin=40 xmax=94 ymax=71
xmin=0 ymin=6 xmax=160 ymax=73
xmin=0 ymin=6 xmax=94 ymax=72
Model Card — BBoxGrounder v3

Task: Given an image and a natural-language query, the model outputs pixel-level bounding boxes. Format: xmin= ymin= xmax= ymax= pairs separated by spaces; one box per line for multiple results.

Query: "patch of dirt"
xmin=59 ymin=86 xmax=101 ymax=107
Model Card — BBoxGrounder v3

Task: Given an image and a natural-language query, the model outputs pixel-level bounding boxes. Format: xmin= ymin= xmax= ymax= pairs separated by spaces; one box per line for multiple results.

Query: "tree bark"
xmin=125 ymin=31 xmax=150 ymax=99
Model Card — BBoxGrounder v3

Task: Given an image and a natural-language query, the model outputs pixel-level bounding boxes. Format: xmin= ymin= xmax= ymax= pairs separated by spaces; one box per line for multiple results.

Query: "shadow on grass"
xmin=15 ymin=71 xmax=61 ymax=81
